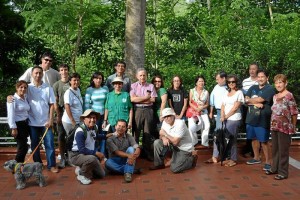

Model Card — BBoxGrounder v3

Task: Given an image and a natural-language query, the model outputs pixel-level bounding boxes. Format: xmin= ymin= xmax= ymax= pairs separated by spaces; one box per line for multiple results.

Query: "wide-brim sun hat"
xmin=161 ymin=108 xmax=176 ymax=118
xmin=112 ymin=77 xmax=124 ymax=84
xmin=80 ymin=109 xmax=100 ymax=121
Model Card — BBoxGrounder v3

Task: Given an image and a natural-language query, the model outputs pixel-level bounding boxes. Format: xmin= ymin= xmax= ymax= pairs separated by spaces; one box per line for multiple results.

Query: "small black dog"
xmin=3 ymin=160 xmax=46 ymax=190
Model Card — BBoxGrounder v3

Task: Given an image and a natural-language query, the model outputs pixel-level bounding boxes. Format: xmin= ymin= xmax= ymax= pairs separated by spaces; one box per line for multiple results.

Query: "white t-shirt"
xmin=222 ymin=90 xmax=244 ymax=121
xmin=161 ymin=119 xmax=194 ymax=152
xmin=62 ymin=88 xmax=83 ymax=124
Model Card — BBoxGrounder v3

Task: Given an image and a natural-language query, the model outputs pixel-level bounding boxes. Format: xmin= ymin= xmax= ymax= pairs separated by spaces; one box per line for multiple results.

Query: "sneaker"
xmin=263 ymin=164 xmax=271 ymax=171
xmin=75 ymin=166 xmax=80 ymax=176
xmin=124 ymin=173 xmax=132 ymax=183
xmin=57 ymin=159 xmax=66 ymax=169
xmin=50 ymin=167 xmax=59 ymax=173
xmin=246 ymin=159 xmax=261 ymax=165
xmin=77 ymin=174 xmax=91 ymax=185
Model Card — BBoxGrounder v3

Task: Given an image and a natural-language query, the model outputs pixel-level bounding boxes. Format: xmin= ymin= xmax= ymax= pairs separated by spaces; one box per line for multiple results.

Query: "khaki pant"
xmin=69 ymin=151 xmax=105 ymax=179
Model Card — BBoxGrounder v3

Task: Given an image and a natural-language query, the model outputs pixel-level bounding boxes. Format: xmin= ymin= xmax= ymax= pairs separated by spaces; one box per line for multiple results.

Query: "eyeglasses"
xmin=154 ymin=80 xmax=161 ymax=83
xmin=227 ymin=81 xmax=236 ymax=84
xmin=44 ymin=58 xmax=53 ymax=62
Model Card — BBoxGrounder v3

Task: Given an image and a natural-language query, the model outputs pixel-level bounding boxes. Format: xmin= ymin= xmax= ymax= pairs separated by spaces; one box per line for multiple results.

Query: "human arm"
xmin=75 ymin=131 xmax=97 ymax=155
xmin=84 ymin=88 xmax=91 ymax=110
xmin=177 ymin=97 xmax=188 ymax=119
xmin=45 ymin=104 xmax=54 ymax=128
xmin=64 ymin=104 xmax=76 ymax=126
xmin=128 ymin=108 xmax=133 ymax=129
xmin=102 ymin=109 xmax=108 ymax=129
xmin=7 ymin=101 xmax=17 ymax=137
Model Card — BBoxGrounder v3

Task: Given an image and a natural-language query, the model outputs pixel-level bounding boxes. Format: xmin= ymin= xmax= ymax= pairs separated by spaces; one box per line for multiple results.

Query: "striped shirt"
xmin=242 ymin=77 xmax=258 ymax=95
xmin=84 ymin=86 xmax=109 ymax=115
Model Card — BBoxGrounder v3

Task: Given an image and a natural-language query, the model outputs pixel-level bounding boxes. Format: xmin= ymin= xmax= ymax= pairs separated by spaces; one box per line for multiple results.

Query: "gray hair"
xmin=136 ymin=68 xmax=147 ymax=75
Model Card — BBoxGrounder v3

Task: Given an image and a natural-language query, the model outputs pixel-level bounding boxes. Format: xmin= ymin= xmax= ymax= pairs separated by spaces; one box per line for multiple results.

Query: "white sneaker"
xmin=77 ymin=174 xmax=91 ymax=185
xmin=75 ymin=166 xmax=80 ymax=176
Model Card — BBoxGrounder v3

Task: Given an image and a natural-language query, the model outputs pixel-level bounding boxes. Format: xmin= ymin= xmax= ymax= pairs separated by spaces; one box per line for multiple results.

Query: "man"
xmin=69 ymin=109 xmax=106 ymax=185
xmin=242 ymin=63 xmax=259 ymax=94
xmin=19 ymin=52 xmax=60 ymax=86
xmin=209 ymin=71 xmax=228 ymax=130
xmin=130 ymin=68 xmax=157 ymax=161
xmin=245 ymin=69 xmax=275 ymax=171
xmin=27 ymin=66 xmax=58 ymax=173
xmin=149 ymin=108 xmax=198 ymax=173
xmin=242 ymin=63 xmax=259 ymax=157
xmin=105 ymin=119 xmax=141 ymax=183
xmin=105 ymin=61 xmax=131 ymax=92
xmin=52 ymin=64 xmax=70 ymax=168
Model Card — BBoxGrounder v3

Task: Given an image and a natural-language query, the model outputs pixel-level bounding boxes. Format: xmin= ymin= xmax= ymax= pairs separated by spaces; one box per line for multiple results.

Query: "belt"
xmin=16 ymin=119 xmax=28 ymax=123
xmin=135 ymin=105 xmax=152 ymax=109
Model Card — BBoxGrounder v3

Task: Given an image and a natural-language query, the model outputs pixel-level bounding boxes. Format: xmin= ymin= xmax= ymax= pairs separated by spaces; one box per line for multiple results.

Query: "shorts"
xmin=246 ymin=124 xmax=270 ymax=142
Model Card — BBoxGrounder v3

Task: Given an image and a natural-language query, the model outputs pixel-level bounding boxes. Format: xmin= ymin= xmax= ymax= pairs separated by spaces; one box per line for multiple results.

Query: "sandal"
xmin=225 ymin=160 xmax=237 ymax=167
xmin=274 ymin=174 xmax=286 ymax=180
xmin=265 ymin=170 xmax=277 ymax=175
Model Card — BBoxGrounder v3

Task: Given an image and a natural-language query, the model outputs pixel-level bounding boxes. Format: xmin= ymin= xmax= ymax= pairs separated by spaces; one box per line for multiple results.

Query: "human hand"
xmin=11 ymin=129 xmax=18 ymax=138
xmin=7 ymin=95 xmax=14 ymax=103
xmin=95 ymin=152 xmax=105 ymax=160
xmin=162 ymin=137 xmax=169 ymax=146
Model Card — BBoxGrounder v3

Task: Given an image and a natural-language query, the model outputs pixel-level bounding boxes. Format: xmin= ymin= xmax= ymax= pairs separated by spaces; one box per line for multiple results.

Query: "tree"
xmin=125 ymin=0 xmax=146 ymax=80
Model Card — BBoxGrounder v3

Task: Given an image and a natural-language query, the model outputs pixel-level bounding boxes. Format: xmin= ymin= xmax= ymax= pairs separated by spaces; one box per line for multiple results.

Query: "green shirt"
xmin=105 ymin=91 xmax=132 ymax=126
xmin=53 ymin=80 xmax=70 ymax=107
xmin=154 ymin=88 xmax=168 ymax=118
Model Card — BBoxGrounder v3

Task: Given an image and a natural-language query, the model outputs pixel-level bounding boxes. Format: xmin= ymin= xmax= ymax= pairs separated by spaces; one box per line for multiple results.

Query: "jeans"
xmin=29 ymin=126 xmax=56 ymax=169
xmin=105 ymin=147 xmax=135 ymax=174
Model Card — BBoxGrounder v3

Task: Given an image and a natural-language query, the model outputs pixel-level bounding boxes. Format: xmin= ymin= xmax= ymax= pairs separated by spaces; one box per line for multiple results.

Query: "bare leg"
xmin=252 ymin=140 xmax=260 ymax=160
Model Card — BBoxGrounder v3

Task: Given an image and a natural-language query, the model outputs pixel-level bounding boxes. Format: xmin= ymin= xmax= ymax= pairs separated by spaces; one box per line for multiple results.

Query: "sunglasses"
xmin=227 ymin=81 xmax=236 ymax=84
xmin=44 ymin=58 xmax=53 ymax=62
xmin=154 ymin=80 xmax=161 ymax=83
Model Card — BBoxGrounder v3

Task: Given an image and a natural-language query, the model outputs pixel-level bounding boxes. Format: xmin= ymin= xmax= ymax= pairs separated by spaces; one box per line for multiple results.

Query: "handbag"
xmin=186 ymin=100 xmax=201 ymax=118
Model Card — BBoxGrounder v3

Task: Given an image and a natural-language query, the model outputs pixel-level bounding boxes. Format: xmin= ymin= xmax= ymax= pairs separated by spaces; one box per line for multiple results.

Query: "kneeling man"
xmin=106 ymin=119 xmax=141 ymax=183
xmin=69 ymin=109 xmax=106 ymax=185
xmin=150 ymin=108 xmax=198 ymax=173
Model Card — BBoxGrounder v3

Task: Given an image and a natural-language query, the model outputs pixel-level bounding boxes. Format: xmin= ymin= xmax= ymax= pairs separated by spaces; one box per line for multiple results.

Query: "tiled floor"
xmin=1 ymin=145 xmax=300 ymax=200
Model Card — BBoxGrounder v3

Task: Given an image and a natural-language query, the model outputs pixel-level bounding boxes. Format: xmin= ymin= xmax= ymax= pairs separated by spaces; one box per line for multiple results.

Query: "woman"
xmin=187 ymin=75 xmax=210 ymax=146
xmin=266 ymin=74 xmax=298 ymax=180
xmin=85 ymin=72 xmax=109 ymax=153
xmin=167 ymin=75 xmax=188 ymax=119
xmin=62 ymin=73 xmax=83 ymax=135
xmin=7 ymin=80 xmax=30 ymax=162
xmin=103 ymin=77 xmax=133 ymax=133
xmin=152 ymin=75 xmax=168 ymax=127
xmin=219 ymin=75 xmax=244 ymax=167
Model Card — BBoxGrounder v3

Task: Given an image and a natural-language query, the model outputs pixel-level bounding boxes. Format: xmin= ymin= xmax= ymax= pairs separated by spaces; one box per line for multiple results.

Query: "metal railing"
xmin=1 ymin=115 xmax=300 ymax=146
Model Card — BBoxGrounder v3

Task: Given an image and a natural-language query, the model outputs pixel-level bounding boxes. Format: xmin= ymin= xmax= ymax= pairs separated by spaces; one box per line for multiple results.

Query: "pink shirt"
xmin=130 ymin=82 xmax=157 ymax=106
xmin=271 ymin=92 xmax=298 ymax=134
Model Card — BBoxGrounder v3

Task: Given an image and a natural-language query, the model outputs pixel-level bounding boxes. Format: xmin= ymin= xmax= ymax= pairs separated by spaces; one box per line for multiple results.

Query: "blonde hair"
xmin=274 ymin=74 xmax=287 ymax=83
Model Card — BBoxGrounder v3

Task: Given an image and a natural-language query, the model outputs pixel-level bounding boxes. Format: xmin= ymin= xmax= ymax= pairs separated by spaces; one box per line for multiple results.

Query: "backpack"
xmin=66 ymin=123 xmax=98 ymax=151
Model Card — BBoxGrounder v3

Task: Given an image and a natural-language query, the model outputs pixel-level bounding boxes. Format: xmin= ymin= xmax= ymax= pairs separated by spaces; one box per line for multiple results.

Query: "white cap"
xmin=161 ymin=108 xmax=176 ymax=118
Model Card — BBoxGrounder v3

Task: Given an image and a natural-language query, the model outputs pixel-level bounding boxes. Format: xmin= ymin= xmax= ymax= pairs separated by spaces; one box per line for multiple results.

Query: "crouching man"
xmin=69 ymin=109 xmax=106 ymax=185
xmin=149 ymin=108 xmax=198 ymax=173
xmin=105 ymin=119 xmax=141 ymax=183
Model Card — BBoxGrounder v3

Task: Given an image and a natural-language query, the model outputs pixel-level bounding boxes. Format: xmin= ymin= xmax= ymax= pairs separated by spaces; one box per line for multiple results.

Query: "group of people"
xmin=6 ymin=52 xmax=298 ymax=185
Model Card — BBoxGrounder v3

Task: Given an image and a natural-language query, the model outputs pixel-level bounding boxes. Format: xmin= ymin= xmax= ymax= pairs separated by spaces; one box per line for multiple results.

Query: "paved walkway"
xmin=1 ymin=146 xmax=300 ymax=200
